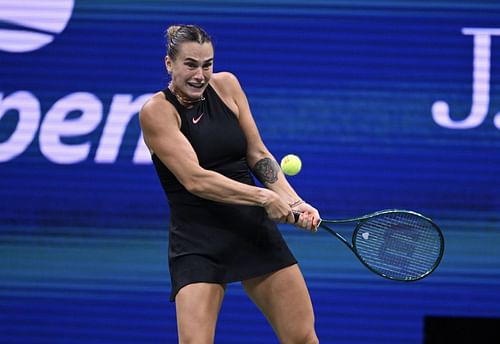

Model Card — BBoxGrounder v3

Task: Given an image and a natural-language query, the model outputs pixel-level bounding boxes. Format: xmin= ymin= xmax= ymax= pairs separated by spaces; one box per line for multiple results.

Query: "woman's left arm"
xmin=214 ymin=72 xmax=320 ymax=230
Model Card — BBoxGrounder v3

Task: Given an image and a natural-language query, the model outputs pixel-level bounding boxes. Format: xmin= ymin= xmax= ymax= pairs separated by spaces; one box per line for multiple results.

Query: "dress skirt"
xmin=167 ymin=194 xmax=297 ymax=301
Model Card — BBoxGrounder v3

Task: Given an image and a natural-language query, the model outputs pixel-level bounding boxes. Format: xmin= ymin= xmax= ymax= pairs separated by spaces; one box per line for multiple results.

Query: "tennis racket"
xmin=294 ymin=209 xmax=444 ymax=281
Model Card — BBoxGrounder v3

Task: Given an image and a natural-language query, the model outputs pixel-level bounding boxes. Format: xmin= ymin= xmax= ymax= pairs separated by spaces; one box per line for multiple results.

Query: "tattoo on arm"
xmin=253 ymin=158 xmax=279 ymax=184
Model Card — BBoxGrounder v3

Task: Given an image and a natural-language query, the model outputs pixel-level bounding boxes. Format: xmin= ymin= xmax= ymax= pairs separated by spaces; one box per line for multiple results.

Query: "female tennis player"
xmin=139 ymin=24 xmax=321 ymax=344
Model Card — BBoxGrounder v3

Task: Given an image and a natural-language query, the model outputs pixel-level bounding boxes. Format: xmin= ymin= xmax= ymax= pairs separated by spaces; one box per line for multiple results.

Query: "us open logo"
xmin=0 ymin=0 xmax=153 ymax=165
xmin=0 ymin=0 xmax=74 ymax=53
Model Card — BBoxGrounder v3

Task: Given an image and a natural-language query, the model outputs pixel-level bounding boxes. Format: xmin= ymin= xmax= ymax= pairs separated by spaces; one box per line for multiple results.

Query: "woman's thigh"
xmin=175 ymin=282 xmax=225 ymax=344
xmin=242 ymin=265 xmax=318 ymax=344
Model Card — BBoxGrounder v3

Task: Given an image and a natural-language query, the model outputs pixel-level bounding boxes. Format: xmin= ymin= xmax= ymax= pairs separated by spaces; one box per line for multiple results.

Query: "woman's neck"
xmin=168 ymin=83 xmax=205 ymax=107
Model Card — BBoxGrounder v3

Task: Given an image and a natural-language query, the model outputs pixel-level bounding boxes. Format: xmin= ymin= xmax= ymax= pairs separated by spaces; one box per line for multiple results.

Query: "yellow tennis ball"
xmin=280 ymin=154 xmax=302 ymax=176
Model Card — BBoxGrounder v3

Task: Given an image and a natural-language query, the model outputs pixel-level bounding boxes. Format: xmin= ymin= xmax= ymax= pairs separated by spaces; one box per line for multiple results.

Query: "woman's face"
xmin=166 ymin=42 xmax=214 ymax=100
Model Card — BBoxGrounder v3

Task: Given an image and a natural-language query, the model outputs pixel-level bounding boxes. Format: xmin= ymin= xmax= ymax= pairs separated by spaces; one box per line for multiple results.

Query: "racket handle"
xmin=292 ymin=211 xmax=322 ymax=231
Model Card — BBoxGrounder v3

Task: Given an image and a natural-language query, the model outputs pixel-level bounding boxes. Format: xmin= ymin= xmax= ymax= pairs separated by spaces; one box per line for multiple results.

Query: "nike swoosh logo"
xmin=192 ymin=113 xmax=204 ymax=124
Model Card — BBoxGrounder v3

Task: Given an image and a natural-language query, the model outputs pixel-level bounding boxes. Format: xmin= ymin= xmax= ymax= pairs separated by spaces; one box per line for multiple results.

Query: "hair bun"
xmin=167 ymin=25 xmax=183 ymax=41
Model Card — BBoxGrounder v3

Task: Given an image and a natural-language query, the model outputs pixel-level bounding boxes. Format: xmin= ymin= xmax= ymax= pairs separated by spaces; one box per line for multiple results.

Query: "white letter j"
xmin=432 ymin=28 xmax=500 ymax=129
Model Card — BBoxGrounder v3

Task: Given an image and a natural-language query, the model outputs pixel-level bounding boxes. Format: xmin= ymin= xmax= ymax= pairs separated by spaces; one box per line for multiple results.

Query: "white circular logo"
xmin=0 ymin=0 xmax=74 ymax=53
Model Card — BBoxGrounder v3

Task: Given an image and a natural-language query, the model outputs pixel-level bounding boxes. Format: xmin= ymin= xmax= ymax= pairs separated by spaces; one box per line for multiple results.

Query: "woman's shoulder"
xmin=211 ymin=71 xmax=242 ymax=93
xmin=210 ymin=72 xmax=243 ymax=116
xmin=141 ymin=92 xmax=163 ymax=116
xmin=210 ymin=71 xmax=244 ymax=103
xmin=212 ymin=71 xmax=239 ymax=84
xmin=140 ymin=91 xmax=178 ymax=126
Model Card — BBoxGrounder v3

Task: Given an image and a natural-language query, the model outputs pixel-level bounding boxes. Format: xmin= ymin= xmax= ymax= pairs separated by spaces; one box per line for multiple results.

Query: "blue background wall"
xmin=1 ymin=1 xmax=499 ymax=343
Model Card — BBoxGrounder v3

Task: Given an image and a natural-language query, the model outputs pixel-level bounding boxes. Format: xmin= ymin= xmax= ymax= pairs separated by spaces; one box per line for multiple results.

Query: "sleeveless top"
xmin=152 ymin=84 xmax=251 ymax=200
xmin=150 ymin=83 xmax=297 ymax=301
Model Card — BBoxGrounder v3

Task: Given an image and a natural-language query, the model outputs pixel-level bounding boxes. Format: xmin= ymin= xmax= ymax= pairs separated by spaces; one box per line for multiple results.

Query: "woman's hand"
xmin=290 ymin=202 xmax=321 ymax=232
xmin=262 ymin=190 xmax=296 ymax=224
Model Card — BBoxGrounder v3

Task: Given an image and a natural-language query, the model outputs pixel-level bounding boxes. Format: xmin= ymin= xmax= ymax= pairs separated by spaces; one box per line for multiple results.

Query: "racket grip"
xmin=293 ymin=211 xmax=300 ymax=222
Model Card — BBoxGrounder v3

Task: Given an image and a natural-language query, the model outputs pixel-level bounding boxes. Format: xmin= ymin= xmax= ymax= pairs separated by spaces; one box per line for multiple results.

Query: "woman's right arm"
xmin=139 ymin=94 xmax=292 ymax=222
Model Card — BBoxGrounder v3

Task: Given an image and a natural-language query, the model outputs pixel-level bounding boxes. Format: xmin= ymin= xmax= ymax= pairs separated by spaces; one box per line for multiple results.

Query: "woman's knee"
xmin=175 ymin=283 xmax=225 ymax=344
xmin=301 ymin=329 xmax=319 ymax=344
xmin=276 ymin=317 xmax=318 ymax=344
xmin=278 ymin=326 xmax=318 ymax=344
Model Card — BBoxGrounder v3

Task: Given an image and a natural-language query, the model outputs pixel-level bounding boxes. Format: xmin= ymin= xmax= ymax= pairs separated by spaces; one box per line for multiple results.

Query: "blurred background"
xmin=1 ymin=0 xmax=499 ymax=343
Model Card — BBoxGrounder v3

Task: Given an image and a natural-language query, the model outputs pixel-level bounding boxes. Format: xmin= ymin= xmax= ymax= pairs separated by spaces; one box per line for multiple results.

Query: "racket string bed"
xmin=353 ymin=213 xmax=443 ymax=280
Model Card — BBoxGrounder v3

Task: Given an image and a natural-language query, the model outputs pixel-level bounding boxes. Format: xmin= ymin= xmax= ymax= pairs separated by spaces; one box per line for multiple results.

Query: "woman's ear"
xmin=165 ymin=56 xmax=172 ymax=75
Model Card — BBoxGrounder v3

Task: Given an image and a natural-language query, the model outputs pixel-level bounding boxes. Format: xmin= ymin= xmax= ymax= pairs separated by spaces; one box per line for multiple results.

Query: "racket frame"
xmin=318 ymin=209 xmax=445 ymax=282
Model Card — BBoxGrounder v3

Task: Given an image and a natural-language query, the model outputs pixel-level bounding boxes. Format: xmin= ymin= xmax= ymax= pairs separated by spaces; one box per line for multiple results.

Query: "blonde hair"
xmin=165 ymin=24 xmax=212 ymax=60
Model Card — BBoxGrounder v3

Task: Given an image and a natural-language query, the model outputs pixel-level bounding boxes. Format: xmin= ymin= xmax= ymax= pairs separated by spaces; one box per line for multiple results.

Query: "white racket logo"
xmin=362 ymin=232 xmax=370 ymax=240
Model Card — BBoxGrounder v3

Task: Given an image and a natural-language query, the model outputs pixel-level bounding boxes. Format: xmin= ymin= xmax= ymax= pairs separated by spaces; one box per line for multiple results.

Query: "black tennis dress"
xmin=151 ymin=84 xmax=297 ymax=301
